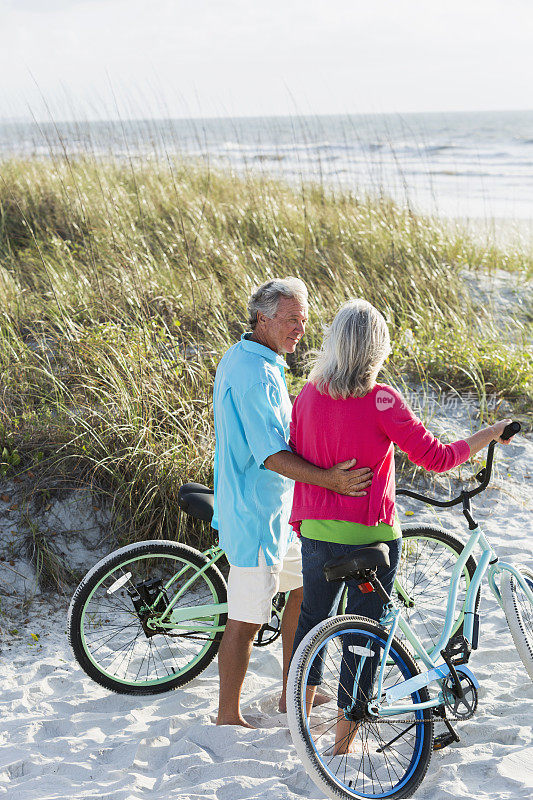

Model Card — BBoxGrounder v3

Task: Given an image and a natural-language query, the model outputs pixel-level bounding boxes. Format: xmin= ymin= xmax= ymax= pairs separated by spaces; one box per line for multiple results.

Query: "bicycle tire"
xmin=67 ymin=540 xmax=227 ymax=695
xmin=501 ymin=565 xmax=533 ymax=682
xmin=287 ymin=614 xmax=433 ymax=800
xmin=337 ymin=527 xmax=479 ymax=656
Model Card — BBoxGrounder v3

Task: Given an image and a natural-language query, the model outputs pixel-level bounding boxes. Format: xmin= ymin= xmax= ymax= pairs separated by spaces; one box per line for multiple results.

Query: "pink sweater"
xmin=289 ymin=382 xmax=470 ymax=532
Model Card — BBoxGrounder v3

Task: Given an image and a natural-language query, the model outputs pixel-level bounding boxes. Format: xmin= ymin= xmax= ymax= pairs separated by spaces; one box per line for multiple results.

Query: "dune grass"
xmin=0 ymin=156 xmax=531 ymax=585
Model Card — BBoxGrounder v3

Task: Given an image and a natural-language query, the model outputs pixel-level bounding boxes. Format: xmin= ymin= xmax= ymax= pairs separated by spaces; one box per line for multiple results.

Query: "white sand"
xmin=445 ymin=216 xmax=533 ymax=252
xmin=1 ymin=429 xmax=532 ymax=800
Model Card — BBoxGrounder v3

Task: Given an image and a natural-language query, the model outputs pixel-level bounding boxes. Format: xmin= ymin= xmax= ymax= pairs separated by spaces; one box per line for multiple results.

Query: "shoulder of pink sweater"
xmin=371 ymin=383 xmax=409 ymax=411
xmin=372 ymin=382 xmax=403 ymax=397
xmin=296 ymin=381 xmax=408 ymax=409
xmin=295 ymin=380 xmax=325 ymax=406
xmin=295 ymin=380 xmax=312 ymax=399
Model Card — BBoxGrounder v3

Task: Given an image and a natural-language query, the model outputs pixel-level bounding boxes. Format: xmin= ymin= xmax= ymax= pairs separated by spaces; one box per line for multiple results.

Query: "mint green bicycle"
xmin=68 ymin=476 xmax=481 ymax=696
xmin=287 ymin=421 xmax=532 ymax=800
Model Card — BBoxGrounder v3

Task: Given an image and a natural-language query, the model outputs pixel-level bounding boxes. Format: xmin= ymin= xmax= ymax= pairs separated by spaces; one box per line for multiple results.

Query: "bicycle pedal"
xmin=433 ymin=731 xmax=460 ymax=750
xmin=443 ymin=634 xmax=471 ymax=666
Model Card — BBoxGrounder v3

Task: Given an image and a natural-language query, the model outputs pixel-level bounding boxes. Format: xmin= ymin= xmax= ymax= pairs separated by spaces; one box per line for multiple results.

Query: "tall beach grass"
xmin=0 ymin=154 xmax=531 ymax=586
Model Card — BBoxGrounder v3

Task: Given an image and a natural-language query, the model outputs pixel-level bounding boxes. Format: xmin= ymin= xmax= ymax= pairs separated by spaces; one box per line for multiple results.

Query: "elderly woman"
xmin=289 ymin=299 xmax=512 ymax=753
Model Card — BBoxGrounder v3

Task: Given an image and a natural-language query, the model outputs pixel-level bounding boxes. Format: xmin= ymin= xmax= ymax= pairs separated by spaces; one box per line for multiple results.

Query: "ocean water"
xmin=1 ymin=110 xmax=532 ymax=219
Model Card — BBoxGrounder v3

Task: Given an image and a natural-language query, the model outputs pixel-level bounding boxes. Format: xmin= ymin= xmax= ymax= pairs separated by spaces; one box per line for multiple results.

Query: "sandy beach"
xmin=446 ymin=216 xmax=533 ymax=252
xmin=1 ymin=423 xmax=531 ymax=800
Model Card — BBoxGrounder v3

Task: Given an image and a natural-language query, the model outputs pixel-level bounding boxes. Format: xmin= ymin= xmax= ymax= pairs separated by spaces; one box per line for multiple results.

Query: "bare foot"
xmin=312 ymin=691 xmax=330 ymax=708
xmin=216 ymin=716 xmax=255 ymax=728
xmin=278 ymin=691 xmax=330 ymax=713
xmin=331 ymin=742 xmax=357 ymax=756
xmin=333 ymin=711 xmax=359 ymax=754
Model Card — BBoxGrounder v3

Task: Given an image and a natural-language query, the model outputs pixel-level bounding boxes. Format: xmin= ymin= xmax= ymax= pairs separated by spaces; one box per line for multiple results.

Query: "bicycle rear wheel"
xmin=68 ymin=540 xmax=227 ymax=694
xmin=287 ymin=615 xmax=433 ymax=800
xmin=501 ymin=566 xmax=533 ymax=681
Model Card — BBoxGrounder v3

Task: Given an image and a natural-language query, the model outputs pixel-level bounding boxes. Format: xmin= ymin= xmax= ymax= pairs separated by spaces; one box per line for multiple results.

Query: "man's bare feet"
xmin=278 ymin=690 xmax=330 ymax=713
xmin=216 ymin=715 xmax=255 ymax=729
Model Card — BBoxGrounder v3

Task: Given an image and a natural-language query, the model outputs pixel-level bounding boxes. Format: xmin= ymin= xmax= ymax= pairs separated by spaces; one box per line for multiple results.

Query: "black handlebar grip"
xmin=501 ymin=421 xmax=521 ymax=440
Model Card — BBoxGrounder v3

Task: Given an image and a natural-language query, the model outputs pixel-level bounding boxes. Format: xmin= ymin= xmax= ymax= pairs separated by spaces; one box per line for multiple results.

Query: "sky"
xmin=1 ymin=0 xmax=532 ymax=122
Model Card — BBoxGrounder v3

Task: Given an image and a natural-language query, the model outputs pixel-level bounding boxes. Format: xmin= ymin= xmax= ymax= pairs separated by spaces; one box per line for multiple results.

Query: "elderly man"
xmin=212 ymin=277 xmax=372 ymax=727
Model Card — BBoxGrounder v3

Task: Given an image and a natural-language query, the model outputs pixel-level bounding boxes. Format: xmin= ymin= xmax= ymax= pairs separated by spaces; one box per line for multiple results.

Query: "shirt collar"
xmin=240 ymin=332 xmax=289 ymax=369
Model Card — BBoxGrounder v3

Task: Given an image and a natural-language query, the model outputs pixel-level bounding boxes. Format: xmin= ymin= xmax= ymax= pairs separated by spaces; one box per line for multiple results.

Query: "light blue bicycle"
xmin=287 ymin=421 xmax=532 ymax=800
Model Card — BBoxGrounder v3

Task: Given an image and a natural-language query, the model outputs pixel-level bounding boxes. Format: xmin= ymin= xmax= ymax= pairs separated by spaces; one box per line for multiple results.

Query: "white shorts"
xmin=226 ymin=538 xmax=303 ymax=625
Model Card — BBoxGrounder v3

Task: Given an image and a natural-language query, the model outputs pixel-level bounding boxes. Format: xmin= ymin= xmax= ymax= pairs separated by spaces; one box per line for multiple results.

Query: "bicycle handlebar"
xmin=396 ymin=420 xmax=522 ymax=509
xmin=501 ymin=421 xmax=521 ymax=441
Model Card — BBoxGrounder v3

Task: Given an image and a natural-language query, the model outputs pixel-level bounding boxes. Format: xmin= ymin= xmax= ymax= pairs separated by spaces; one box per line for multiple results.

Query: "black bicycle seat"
xmin=323 ymin=543 xmax=390 ymax=582
xmin=178 ymin=483 xmax=214 ymax=522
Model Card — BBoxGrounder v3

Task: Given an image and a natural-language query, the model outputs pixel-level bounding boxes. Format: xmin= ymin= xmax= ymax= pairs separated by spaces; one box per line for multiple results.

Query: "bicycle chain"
xmin=367 ymin=715 xmax=462 ymax=724
xmin=365 ymin=705 xmax=466 ymax=724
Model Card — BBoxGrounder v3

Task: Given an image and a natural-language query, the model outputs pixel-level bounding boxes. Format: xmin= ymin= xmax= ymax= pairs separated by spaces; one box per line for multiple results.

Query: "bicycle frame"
xmin=148 ymin=543 xmax=289 ymax=635
xmin=366 ymin=522 xmax=533 ymax=717
xmin=151 ymin=544 xmax=228 ymax=631
xmin=150 ymin=543 xmax=420 ymax=632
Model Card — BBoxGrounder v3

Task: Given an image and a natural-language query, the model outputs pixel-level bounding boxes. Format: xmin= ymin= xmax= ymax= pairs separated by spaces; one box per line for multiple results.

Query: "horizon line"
xmin=1 ymin=107 xmax=533 ymax=127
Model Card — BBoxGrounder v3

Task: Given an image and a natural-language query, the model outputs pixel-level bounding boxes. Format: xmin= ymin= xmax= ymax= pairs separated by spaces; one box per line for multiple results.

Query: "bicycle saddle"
xmin=177 ymin=483 xmax=214 ymax=522
xmin=323 ymin=543 xmax=390 ymax=582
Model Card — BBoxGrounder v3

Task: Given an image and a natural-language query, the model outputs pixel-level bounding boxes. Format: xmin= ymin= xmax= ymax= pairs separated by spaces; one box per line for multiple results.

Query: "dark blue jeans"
xmin=291 ymin=536 xmax=402 ymax=708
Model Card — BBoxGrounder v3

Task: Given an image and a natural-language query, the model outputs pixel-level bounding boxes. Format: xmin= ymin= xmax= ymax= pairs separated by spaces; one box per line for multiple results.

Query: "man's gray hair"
xmin=247 ymin=277 xmax=308 ymax=329
xmin=309 ymin=299 xmax=391 ymax=399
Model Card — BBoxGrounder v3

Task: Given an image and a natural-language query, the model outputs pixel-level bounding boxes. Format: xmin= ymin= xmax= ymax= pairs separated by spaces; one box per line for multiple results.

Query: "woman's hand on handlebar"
xmin=397 ymin=419 xmax=520 ymax=506
xmin=465 ymin=418 xmax=515 ymax=457
xmin=492 ymin=418 xmax=518 ymax=444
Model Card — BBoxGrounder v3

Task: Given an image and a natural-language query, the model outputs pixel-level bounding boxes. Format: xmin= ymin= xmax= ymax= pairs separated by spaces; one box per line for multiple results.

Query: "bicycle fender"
xmin=455 ymin=665 xmax=479 ymax=689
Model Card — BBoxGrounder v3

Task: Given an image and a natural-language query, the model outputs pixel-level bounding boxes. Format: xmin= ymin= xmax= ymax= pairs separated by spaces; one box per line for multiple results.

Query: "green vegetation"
xmin=0 ymin=157 xmax=530 ymax=585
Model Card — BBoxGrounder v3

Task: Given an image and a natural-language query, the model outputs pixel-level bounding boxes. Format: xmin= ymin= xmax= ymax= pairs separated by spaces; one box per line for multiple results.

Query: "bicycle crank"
xmin=442 ymin=671 xmax=478 ymax=720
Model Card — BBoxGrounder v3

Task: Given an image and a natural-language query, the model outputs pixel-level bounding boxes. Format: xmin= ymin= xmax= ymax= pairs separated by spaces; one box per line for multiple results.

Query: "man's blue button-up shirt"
xmin=211 ymin=333 xmax=294 ymax=568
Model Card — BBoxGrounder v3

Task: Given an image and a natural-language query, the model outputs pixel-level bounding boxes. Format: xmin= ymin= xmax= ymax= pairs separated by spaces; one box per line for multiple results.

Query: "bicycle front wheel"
xmin=396 ymin=526 xmax=479 ymax=655
xmin=501 ymin=565 xmax=533 ymax=681
xmin=337 ymin=527 xmax=479 ymax=656
xmin=287 ymin=615 xmax=433 ymax=800
xmin=68 ymin=540 xmax=227 ymax=694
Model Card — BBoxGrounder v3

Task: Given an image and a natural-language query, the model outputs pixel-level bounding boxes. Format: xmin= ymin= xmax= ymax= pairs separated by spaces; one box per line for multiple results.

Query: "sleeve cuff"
xmin=451 ymin=439 xmax=471 ymax=466
xmin=258 ymin=440 xmax=292 ymax=470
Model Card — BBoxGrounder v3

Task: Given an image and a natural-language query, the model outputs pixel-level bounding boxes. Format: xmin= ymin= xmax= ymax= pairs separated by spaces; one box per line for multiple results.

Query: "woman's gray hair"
xmin=309 ymin=299 xmax=391 ymax=399
xmin=247 ymin=277 xmax=308 ymax=329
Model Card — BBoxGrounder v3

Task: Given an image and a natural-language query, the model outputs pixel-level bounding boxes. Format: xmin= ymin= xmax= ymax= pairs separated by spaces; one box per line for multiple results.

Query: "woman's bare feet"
xmin=332 ymin=709 xmax=360 ymax=755
xmin=312 ymin=691 xmax=331 ymax=708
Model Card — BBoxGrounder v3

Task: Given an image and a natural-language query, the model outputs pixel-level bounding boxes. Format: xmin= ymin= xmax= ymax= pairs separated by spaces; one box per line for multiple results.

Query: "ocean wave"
xmin=220 ymin=139 xmax=354 ymax=155
xmin=3 ymin=112 xmax=533 ymax=218
xmin=424 ymin=144 xmax=458 ymax=153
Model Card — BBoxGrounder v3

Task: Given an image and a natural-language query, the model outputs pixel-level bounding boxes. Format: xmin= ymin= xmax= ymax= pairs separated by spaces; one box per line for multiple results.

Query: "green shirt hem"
xmin=300 ymin=516 xmax=402 ymax=545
